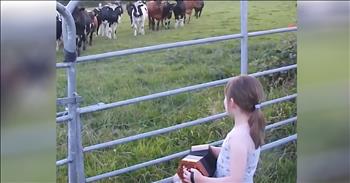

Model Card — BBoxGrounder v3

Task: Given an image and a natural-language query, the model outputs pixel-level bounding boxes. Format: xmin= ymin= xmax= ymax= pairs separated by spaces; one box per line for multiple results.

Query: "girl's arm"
xmin=183 ymin=133 xmax=249 ymax=183
xmin=209 ymin=145 xmax=221 ymax=158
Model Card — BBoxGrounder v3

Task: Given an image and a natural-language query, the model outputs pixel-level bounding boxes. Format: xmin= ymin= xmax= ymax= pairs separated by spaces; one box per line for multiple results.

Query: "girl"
xmin=182 ymin=75 xmax=266 ymax=183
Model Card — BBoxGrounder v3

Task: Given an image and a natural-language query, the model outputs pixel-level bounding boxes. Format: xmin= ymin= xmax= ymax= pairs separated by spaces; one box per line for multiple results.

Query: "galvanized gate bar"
xmin=55 ymin=27 xmax=296 ymax=68
xmin=83 ymin=94 xmax=296 ymax=153
xmin=56 ymin=158 xmax=71 ymax=166
xmin=240 ymin=0 xmax=248 ymax=74
xmin=86 ymin=133 xmax=297 ymax=183
xmin=83 ymin=113 xmax=228 ymax=152
xmin=85 ymin=150 xmax=190 ymax=182
xmin=56 ymin=115 xmax=72 ymax=123
xmin=78 ymin=64 xmax=297 ymax=114
xmin=248 ymin=27 xmax=297 ymax=37
xmin=261 ymin=134 xmax=297 ymax=151
xmin=265 ymin=117 xmax=297 ymax=130
xmin=256 ymin=94 xmax=297 ymax=109
xmin=56 ymin=62 xmax=72 ymax=69
xmin=76 ymin=34 xmax=243 ymax=64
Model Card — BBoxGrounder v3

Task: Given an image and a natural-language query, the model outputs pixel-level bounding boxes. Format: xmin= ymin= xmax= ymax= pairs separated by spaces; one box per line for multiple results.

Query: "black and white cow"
xmin=161 ymin=2 xmax=175 ymax=29
xmin=131 ymin=0 xmax=148 ymax=36
xmin=99 ymin=3 xmax=123 ymax=39
xmin=173 ymin=0 xmax=186 ymax=28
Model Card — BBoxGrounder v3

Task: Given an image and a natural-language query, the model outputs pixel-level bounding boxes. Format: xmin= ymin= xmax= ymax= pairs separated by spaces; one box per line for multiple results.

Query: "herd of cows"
xmin=56 ymin=0 xmax=205 ymax=56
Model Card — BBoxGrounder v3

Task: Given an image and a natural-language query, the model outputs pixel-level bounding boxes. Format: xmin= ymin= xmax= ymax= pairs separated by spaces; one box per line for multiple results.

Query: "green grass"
xmin=56 ymin=1 xmax=297 ymax=182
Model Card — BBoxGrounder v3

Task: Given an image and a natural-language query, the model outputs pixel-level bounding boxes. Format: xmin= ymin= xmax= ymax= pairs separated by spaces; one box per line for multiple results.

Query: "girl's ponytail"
xmin=248 ymin=108 xmax=265 ymax=149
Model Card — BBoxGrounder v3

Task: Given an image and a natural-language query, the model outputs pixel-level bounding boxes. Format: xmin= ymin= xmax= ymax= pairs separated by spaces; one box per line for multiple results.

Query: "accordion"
xmin=177 ymin=144 xmax=217 ymax=182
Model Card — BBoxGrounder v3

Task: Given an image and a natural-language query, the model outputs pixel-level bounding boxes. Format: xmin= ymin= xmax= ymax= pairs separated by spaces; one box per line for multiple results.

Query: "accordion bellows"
xmin=177 ymin=144 xmax=217 ymax=182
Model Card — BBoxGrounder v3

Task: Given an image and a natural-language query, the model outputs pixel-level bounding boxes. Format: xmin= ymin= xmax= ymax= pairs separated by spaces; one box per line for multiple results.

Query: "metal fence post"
xmin=57 ymin=1 xmax=85 ymax=183
xmin=67 ymin=64 xmax=85 ymax=183
xmin=240 ymin=0 xmax=248 ymax=74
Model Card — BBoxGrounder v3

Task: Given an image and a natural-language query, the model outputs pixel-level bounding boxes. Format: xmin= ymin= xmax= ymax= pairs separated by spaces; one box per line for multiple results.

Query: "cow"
xmin=72 ymin=7 xmax=93 ymax=56
xmin=126 ymin=2 xmax=134 ymax=25
xmin=131 ymin=0 xmax=148 ymax=36
xmin=87 ymin=11 xmax=98 ymax=45
xmin=184 ymin=0 xmax=203 ymax=24
xmin=194 ymin=0 xmax=204 ymax=19
xmin=162 ymin=1 xmax=175 ymax=29
xmin=173 ymin=0 xmax=186 ymax=28
xmin=56 ymin=13 xmax=62 ymax=51
xmin=99 ymin=3 xmax=123 ymax=39
xmin=93 ymin=6 xmax=102 ymax=36
xmin=147 ymin=0 xmax=175 ymax=31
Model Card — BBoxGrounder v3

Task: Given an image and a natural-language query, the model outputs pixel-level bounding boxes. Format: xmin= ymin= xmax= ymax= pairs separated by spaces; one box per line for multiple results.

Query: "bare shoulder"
xmin=228 ymin=130 xmax=251 ymax=151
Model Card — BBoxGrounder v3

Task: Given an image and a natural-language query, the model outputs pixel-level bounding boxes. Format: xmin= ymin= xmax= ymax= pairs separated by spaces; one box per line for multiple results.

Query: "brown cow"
xmin=184 ymin=0 xmax=203 ymax=24
xmin=147 ymin=0 xmax=175 ymax=30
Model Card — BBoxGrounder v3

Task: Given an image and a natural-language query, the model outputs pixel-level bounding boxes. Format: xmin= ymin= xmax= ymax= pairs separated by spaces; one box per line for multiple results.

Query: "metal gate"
xmin=56 ymin=1 xmax=297 ymax=182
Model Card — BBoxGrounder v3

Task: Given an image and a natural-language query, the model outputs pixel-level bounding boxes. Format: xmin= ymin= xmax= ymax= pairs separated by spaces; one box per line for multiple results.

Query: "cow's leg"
xmin=175 ymin=19 xmax=178 ymax=29
xmin=108 ymin=25 xmax=112 ymax=39
xmin=105 ymin=23 xmax=109 ymax=38
xmin=100 ymin=22 xmax=104 ymax=37
xmin=96 ymin=23 xmax=100 ymax=37
xmin=101 ymin=21 xmax=107 ymax=37
xmin=141 ymin=25 xmax=145 ymax=35
xmin=111 ymin=24 xmax=114 ymax=39
xmin=99 ymin=22 xmax=102 ymax=36
xmin=56 ymin=40 xmax=59 ymax=51
xmin=76 ymin=36 xmax=82 ymax=56
xmin=148 ymin=16 xmax=152 ymax=30
xmin=89 ymin=31 xmax=93 ymax=46
xmin=99 ymin=22 xmax=105 ymax=36
xmin=134 ymin=25 xmax=137 ymax=36
xmin=112 ymin=23 xmax=117 ymax=39
xmin=140 ymin=19 xmax=145 ymax=35
xmin=151 ymin=18 xmax=155 ymax=31
xmin=118 ymin=15 xmax=122 ymax=24
xmin=82 ymin=34 xmax=87 ymax=51
xmin=180 ymin=15 xmax=185 ymax=27
xmin=115 ymin=24 xmax=118 ymax=39
xmin=156 ymin=20 xmax=160 ymax=31
xmin=199 ymin=9 xmax=202 ymax=17
xmin=165 ymin=19 xmax=170 ymax=29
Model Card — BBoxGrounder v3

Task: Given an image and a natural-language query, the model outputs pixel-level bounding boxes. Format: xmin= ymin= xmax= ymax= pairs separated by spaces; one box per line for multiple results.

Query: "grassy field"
xmin=56 ymin=1 xmax=297 ymax=182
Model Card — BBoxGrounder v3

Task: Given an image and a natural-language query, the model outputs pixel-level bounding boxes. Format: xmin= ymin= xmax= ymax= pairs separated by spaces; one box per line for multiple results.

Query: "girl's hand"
xmin=182 ymin=167 xmax=203 ymax=183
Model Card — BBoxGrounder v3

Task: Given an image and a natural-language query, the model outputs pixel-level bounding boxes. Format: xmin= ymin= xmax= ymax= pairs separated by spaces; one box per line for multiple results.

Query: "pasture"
xmin=56 ymin=1 xmax=297 ymax=182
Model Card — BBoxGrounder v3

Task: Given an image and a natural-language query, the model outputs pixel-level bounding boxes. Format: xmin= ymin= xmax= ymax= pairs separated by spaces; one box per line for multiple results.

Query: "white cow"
xmin=131 ymin=1 xmax=148 ymax=36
